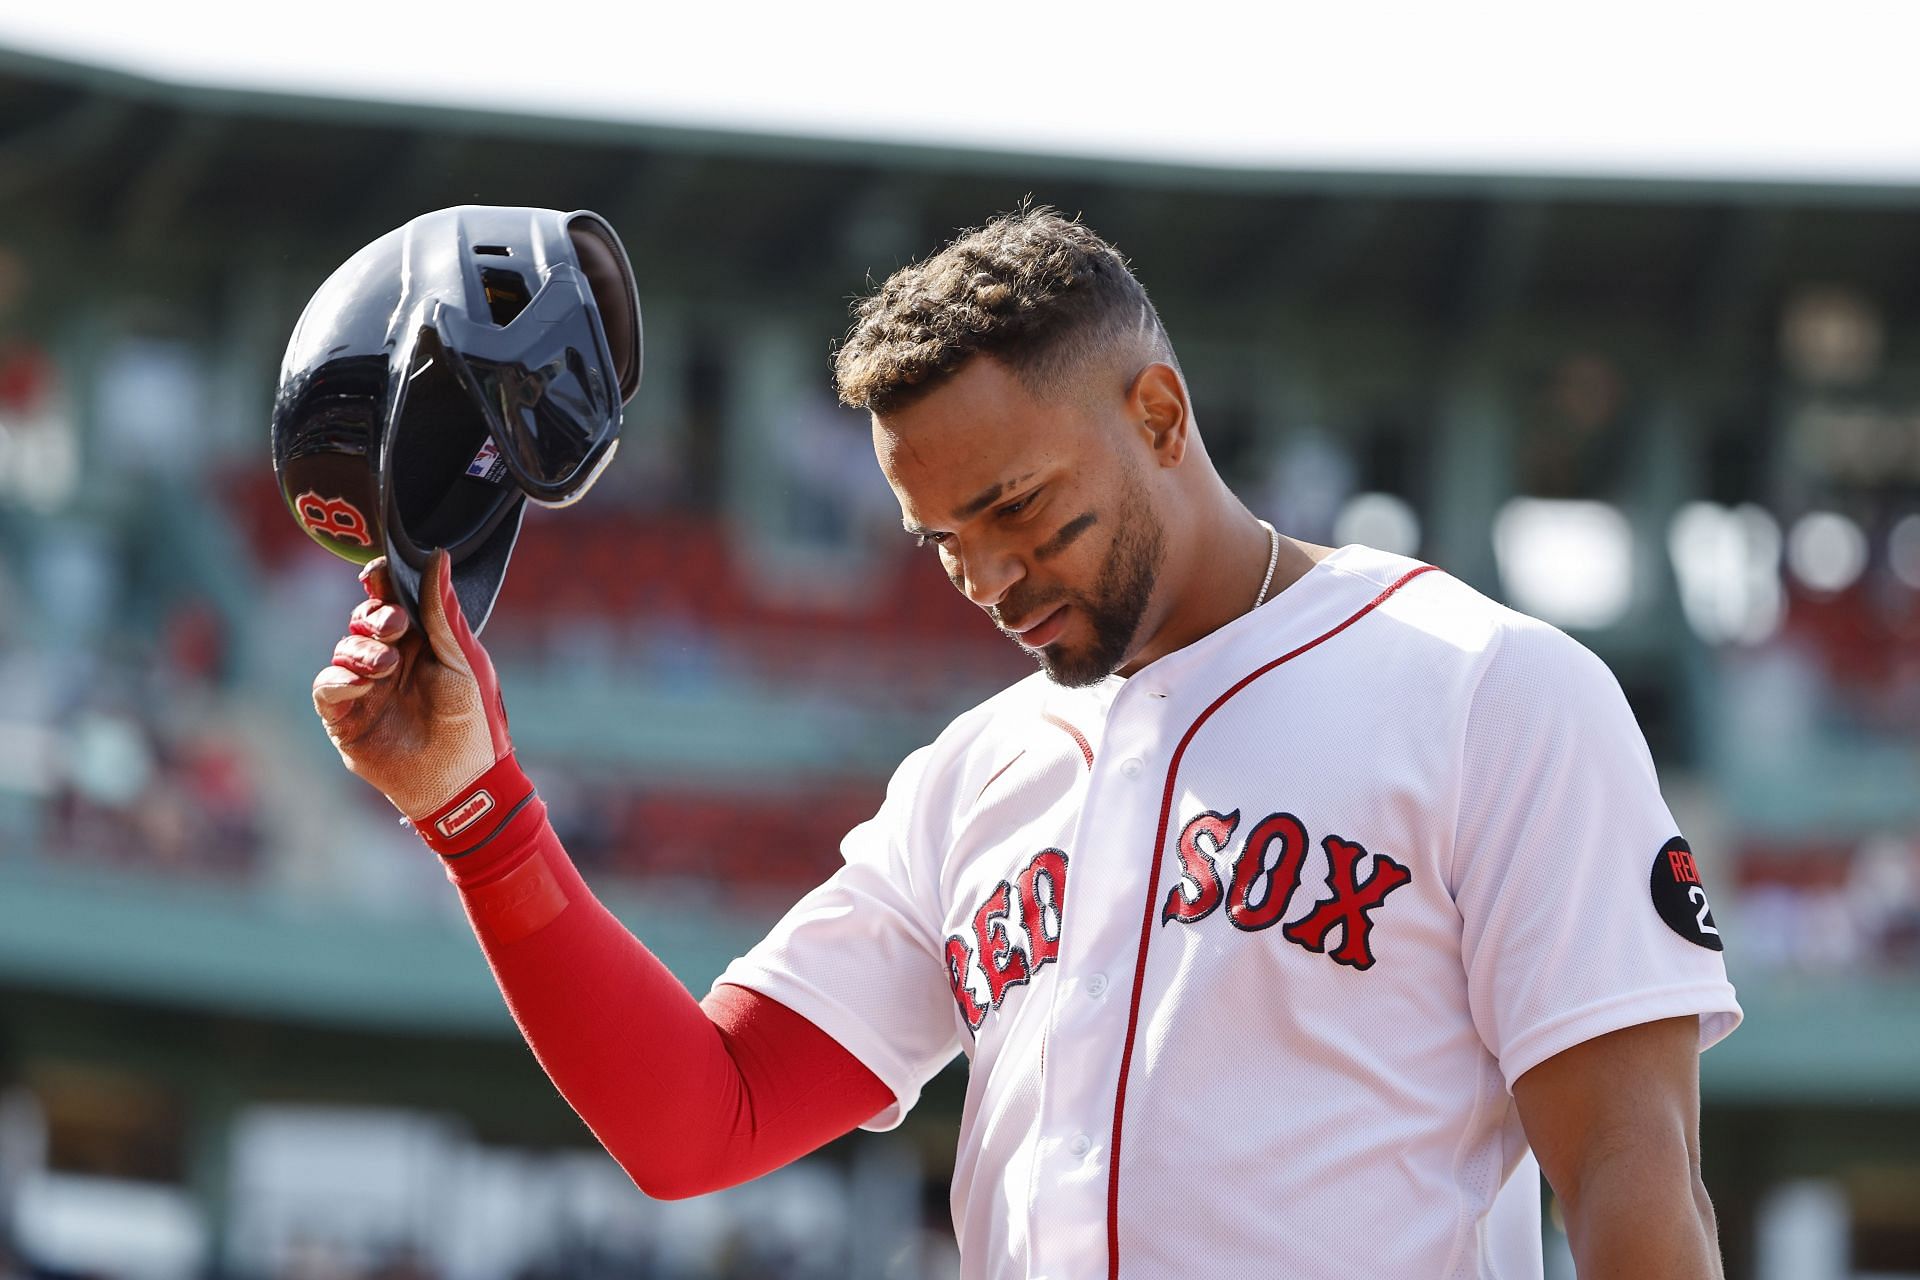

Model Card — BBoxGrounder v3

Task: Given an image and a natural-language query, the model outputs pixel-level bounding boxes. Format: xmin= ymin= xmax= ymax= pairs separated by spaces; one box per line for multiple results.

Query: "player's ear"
xmin=1129 ymin=362 xmax=1190 ymax=468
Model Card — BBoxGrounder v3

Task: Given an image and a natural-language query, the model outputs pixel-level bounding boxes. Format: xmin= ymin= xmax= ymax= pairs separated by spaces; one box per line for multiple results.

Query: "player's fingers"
xmin=360 ymin=556 xmax=395 ymax=604
xmin=332 ymin=634 xmax=401 ymax=679
xmin=312 ymin=663 xmax=376 ymax=719
xmin=348 ymin=599 xmax=408 ymax=642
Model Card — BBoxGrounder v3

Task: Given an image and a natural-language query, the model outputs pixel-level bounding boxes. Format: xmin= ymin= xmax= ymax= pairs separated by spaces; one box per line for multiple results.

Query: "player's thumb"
xmin=419 ymin=549 xmax=476 ymax=674
xmin=418 ymin=547 xmax=513 ymax=760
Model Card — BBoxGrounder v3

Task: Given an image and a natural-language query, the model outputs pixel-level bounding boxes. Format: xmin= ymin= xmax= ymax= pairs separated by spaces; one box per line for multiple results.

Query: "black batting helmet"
xmin=271 ymin=205 xmax=642 ymax=632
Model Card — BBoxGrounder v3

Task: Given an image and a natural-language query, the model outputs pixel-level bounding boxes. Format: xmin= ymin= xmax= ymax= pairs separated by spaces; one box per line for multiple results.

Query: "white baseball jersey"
xmin=717 ymin=544 xmax=1741 ymax=1280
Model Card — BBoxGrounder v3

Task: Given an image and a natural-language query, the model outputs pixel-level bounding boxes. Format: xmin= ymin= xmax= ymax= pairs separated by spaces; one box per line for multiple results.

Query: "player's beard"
xmin=1006 ymin=487 xmax=1168 ymax=689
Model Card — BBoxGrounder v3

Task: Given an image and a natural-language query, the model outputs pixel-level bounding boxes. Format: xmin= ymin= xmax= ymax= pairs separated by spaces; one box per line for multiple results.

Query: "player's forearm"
xmin=1561 ymin=1159 xmax=1723 ymax=1279
xmin=440 ymin=799 xmax=753 ymax=1195
xmin=439 ymin=803 xmax=891 ymax=1198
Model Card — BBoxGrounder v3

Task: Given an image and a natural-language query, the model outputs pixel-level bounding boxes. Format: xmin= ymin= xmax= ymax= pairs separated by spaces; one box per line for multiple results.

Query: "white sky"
xmin=3 ymin=0 xmax=1918 ymax=185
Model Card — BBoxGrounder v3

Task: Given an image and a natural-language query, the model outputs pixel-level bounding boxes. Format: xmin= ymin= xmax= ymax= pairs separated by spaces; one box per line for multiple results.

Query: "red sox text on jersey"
xmin=948 ymin=813 xmax=1412 ymax=1030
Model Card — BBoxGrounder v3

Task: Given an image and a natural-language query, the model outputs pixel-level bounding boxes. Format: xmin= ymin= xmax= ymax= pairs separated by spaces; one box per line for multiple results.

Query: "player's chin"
xmin=1033 ymin=607 xmax=1148 ymax=687
xmin=1030 ymin=634 xmax=1116 ymax=689
xmin=1003 ymin=607 xmax=1115 ymax=686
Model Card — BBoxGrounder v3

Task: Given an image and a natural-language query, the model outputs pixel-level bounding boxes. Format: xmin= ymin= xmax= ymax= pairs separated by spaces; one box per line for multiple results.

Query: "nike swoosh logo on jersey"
xmin=975 ymin=749 xmax=1028 ymax=803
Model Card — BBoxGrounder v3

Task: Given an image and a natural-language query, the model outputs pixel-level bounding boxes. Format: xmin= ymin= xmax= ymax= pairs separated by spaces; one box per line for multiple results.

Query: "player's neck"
xmin=1120 ymin=496 xmax=1297 ymax=675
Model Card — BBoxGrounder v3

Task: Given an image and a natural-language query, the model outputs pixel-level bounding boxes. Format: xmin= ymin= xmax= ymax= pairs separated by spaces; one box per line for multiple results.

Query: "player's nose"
xmin=958 ymin=544 xmax=1026 ymax=612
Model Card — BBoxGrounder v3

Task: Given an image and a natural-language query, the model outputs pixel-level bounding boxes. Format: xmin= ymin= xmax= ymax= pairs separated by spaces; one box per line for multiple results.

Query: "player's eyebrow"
xmin=904 ymin=473 xmax=1041 ymax=539
xmin=953 ymin=473 xmax=1034 ymax=521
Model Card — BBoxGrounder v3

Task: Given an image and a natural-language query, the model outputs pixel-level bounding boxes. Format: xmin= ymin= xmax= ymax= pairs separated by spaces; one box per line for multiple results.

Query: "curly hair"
xmin=832 ymin=207 xmax=1177 ymax=414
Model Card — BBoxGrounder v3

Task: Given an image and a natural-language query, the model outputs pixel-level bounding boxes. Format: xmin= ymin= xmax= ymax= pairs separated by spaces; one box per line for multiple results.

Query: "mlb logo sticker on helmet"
xmin=466 ymin=436 xmax=508 ymax=484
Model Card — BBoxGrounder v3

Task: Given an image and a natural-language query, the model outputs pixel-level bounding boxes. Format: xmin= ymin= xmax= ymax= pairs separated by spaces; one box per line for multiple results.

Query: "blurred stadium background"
xmin=0 ymin=23 xmax=1915 ymax=1280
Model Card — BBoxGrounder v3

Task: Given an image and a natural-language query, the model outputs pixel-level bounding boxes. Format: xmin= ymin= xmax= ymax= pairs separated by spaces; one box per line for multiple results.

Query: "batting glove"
xmin=311 ymin=550 xmax=534 ymax=858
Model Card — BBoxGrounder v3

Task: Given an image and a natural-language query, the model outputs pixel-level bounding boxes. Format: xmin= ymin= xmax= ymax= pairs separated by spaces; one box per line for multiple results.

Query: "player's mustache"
xmin=991 ymin=588 xmax=1072 ymax=633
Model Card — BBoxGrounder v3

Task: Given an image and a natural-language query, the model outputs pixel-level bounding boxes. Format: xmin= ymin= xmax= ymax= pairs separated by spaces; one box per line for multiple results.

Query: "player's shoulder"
xmin=1309 ymin=544 xmax=1509 ymax=664
xmin=1316 ymin=543 xmax=1620 ymax=698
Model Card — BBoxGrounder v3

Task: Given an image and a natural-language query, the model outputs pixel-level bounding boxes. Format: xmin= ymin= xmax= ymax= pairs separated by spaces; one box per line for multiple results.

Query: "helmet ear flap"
xmin=566 ymin=213 xmax=643 ymax=403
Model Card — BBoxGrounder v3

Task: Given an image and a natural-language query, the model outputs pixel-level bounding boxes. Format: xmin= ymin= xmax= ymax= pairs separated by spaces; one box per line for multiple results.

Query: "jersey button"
xmin=1120 ymin=756 xmax=1143 ymax=778
xmin=1068 ymin=1133 xmax=1092 ymax=1158
xmin=1086 ymin=973 xmax=1108 ymax=998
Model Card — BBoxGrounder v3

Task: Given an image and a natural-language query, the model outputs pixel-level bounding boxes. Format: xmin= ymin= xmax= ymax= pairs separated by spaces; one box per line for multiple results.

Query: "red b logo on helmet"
xmin=295 ymin=491 xmax=373 ymax=548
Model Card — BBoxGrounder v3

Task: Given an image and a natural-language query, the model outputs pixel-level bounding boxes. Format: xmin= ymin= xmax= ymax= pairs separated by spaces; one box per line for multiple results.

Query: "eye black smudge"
xmin=1035 ymin=511 xmax=1098 ymax=561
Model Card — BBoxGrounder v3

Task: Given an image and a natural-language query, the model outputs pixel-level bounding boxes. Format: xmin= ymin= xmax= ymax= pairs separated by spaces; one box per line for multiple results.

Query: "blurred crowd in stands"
xmin=37 ymin=594 xmax=261 ymax=882
xmin=1 ymin=286 xmax=1917 ymax=972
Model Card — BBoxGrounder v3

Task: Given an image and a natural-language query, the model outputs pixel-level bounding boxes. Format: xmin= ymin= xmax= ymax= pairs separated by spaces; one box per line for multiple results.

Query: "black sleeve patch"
xmin=1650 ymin=836 xmax=1724 ymax=951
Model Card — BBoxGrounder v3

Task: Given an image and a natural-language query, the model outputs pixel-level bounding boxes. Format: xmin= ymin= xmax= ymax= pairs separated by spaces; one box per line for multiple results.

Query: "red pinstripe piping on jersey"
xmin=1104 ymin=563 xmax=1441 ymax=1279
xmin=975 ymin=749 xmax=1029 ymax=803
xmin=1043 ymin=713 xmax=1095 ymax=768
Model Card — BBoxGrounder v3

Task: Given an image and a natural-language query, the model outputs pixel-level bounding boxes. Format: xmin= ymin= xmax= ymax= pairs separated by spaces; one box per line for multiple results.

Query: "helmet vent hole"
xmin=479 ymin=266 xmax=531 ymax=326
xmin=473 ymin=244 xmax=513 ymax=257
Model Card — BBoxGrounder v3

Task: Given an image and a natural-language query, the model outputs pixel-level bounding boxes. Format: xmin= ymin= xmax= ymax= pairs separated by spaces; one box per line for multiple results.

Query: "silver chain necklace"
xmin=1252 ymin=519 xmax=1280 ymax=609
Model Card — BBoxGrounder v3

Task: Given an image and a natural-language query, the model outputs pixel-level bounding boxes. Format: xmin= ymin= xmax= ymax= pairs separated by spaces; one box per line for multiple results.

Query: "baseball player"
xmin=314 ymin=209 xmax=1740 ymax=1279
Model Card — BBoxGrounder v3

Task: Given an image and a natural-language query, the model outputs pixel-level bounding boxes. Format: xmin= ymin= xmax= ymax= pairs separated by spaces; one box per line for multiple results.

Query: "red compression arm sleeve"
xmin=438 ymin=795 xmax=896 ymax=1199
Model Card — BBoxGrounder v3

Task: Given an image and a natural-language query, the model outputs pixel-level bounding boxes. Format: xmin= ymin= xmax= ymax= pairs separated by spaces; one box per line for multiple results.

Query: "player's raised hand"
xmin=312 ymin=551 xmax=527 ymax=849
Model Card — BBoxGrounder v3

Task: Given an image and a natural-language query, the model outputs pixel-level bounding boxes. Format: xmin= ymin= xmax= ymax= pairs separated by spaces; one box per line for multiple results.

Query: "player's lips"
xmin=1009 ymin=604 xmax=1069 ymax=648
